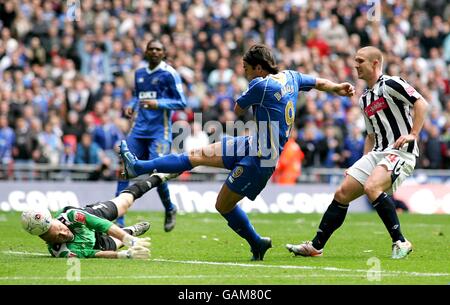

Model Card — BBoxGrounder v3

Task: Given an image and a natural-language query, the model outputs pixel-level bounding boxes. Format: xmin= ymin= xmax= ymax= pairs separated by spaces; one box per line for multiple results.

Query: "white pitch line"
xmin=0 ymin=274 xmax=367 ymax=281
xmin=202 ymin=218 xmax=448 ymax=228
xmin=153 ymin=258 xmax=450 ymax=277
xmin=3 ymin=251 xmax=449 ymax=278
xmin=3 ymin=251 xmax=48 ymax=256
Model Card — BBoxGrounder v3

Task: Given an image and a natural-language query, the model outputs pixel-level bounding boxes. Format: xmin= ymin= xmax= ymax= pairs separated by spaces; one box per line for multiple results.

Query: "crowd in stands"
xmin=0 ymin=0 xmax=449 ymax=181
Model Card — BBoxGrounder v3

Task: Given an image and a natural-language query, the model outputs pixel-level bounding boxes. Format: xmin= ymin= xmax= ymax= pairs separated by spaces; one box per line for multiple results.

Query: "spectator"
xmin=272 ymin=129 xmax=304 ymax=184
xmin=342 ymin=125 xmax=365 ymax=168
xmin=207 ymin=58 xmax=234 ymax=88
xmin=38 ymin=121 xmax=63 ymax=165
xmin=423 ymin=124 xmax=443 ymax=169
xmin=75 ymin=132 xmax=103 ymax=165
xmin=322 ymin=125 xmax=343 ymax=168
xmin=12 ymin=117 xmax=39 ymax=180
xmin=0 ymin=0 xmax=448 ymax=181
xmin=12 ymin=117 xmax=38 ymax=162
xmin=92 ymin=113 xmax=123 ymax=152
xmin=0 ymin=114 xmax=14 ymax=165
xmin=60 ymin=142 xmax=75 ymax=166
xmin=62 ymin=110 xmax=84 ymax=142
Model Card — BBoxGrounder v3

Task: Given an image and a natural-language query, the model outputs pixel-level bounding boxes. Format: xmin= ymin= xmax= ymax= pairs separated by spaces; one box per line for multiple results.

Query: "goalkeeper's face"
xmin=40 ymin=220 xmax=74 ymax=244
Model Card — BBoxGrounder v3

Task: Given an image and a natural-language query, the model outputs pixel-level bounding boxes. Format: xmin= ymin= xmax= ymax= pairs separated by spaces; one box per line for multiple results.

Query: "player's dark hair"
xmin=146 ymin=39 xmax=165 ymax=52
xmin=243 ymin=44 xmax=279 ymax=74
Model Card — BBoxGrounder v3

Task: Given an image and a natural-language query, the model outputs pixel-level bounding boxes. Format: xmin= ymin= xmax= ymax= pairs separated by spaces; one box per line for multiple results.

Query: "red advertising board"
xmin=395 ymin=184 xmax=450 ymax=214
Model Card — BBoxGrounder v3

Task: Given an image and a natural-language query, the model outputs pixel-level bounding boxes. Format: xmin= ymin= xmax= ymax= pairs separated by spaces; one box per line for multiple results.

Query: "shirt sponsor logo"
xmin=74 ymin=212 xmax=86 ymax=224
xmin=139 ymin=91 xmax=157 ymax=99
xmin=364 ymin=97 xmax=388 ymax=117
xmin=405 ymin=85 xmax=416 ymax=96
xmin=232 ymin=166 xmax=244 ymax=179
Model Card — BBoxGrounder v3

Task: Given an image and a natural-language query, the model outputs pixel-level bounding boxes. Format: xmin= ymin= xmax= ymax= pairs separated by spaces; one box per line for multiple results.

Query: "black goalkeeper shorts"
xmin=94 ymin=232 xmax=117 ymax=251
xmin=84 ymin=201 xmax=119 ymax=252
xmin=84 ymin=201 xmax=118 ymax=221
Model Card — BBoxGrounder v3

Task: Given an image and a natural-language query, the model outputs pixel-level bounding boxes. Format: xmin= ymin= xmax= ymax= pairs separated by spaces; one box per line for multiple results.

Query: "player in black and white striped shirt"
xmin=287 ymin=46 xmax=428 ymax=259
xmin=360 ymin=74 xmax=422 ymax=156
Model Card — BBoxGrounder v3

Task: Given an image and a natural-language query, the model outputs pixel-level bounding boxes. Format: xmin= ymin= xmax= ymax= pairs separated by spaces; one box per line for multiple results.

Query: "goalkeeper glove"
xmin=123 ymin=235 xmax=151 ymax=248
xmin=117 ymin=246 xmax=150 ymax=259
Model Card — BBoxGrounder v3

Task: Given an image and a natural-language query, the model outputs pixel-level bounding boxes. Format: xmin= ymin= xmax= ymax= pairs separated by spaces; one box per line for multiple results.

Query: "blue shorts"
xmin=126 ymin=135 xmax=171 ymax=160
xmin=222 ymin=136 xmax=275 ymax=200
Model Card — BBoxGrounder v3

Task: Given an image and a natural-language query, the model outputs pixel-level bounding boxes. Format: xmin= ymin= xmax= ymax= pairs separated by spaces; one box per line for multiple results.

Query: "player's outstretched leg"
xmin=119 ymin=140 xmax=193 ymax=179
xmin=114 ymin=172 xmax=179 ymax=217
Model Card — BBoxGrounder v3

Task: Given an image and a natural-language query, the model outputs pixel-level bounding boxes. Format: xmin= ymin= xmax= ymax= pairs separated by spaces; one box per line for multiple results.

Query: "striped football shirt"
xmin=359 ymin=74 xmax=423 ymax=157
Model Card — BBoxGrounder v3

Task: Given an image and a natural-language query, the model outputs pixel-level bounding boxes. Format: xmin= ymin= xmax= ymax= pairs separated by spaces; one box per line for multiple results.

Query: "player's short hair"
xmin=243 ymin=44 xmax=279 ymax=74
xmin=146 ymin=39 xmax=165 ymax=52
xmin=358 ymin=46 xmax=384 ymax=70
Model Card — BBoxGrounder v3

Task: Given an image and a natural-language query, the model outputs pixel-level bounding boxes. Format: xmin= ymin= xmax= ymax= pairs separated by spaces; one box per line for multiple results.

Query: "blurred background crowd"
xmin=0 ymin=0 xmax=449 ymax=182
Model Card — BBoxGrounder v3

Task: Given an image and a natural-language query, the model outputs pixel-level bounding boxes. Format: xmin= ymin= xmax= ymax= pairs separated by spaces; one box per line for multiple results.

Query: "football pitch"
xmin=0 ymin=211 xmax=449 ymax=285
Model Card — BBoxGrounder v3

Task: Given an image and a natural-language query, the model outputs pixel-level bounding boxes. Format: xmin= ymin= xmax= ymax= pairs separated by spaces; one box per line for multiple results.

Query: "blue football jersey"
xmin=128 ymin=61 xmax=186 ymax=141
xmin=236 ymin=70 xmax=316 ymax=160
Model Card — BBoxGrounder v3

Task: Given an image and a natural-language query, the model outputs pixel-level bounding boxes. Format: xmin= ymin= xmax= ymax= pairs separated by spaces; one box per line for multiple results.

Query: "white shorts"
xmin=347 ymin=150 xmax=416 ymax=195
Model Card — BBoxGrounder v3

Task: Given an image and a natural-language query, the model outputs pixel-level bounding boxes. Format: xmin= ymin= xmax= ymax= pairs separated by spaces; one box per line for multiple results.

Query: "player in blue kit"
xmin=115 ymin=39 xmax=186 ymax=230
xmin=119 ymin=44 xmax=354 ymax=260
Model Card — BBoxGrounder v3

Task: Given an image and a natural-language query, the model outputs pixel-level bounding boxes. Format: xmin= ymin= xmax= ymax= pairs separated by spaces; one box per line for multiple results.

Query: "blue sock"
xmin=135 ymin=153 xmax=193 ymax=175
xmin=221 ymin=205 xmax=261 ymax=249
xmin=116 ymin=216 xmax=125 ymax=227
xmin=115 ymin=180 xmax=129 ymax=227
xmin=157 ymin=182 xmax=174 ymax=212
xmin=115 ymin=180 xmax=130 ymax=196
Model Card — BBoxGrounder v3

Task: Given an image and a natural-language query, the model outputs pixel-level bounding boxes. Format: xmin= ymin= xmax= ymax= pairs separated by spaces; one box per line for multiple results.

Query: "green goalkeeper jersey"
xmin=47 ymin=207 xmax=114 ymax=258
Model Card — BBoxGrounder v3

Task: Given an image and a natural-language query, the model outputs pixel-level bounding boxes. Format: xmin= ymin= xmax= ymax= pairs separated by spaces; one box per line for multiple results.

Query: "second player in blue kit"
xmin=115 ymin=40 xmax=186 ymax=231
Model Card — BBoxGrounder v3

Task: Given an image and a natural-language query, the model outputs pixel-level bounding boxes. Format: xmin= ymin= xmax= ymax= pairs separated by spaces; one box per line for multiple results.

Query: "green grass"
xmin=0 ymin=211 xmax=449 ymax=284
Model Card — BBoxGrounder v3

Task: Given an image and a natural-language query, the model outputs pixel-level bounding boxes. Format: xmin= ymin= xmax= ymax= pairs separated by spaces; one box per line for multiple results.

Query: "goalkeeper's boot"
xmin=391 ymin=239 xmax=412 ymax=259
xmin=286 ymin=241 xmax=323 ymax=257
xmin=124 ymin=222 xmax=150 ymax=237
xmin=164 ymin=206 xmax=177 ymax=232
xmin=151 ymin=172 xmax=181 ymax=184
xmin=251 ymin=237 xmax=272 ymax=261
xmin=119 ymin=140 xmax=138 ymax=179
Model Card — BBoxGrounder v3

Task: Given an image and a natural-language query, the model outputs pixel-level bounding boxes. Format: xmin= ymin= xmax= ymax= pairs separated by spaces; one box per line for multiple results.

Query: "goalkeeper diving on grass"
xmin=21 ymin=173 xmax=177 ymax=259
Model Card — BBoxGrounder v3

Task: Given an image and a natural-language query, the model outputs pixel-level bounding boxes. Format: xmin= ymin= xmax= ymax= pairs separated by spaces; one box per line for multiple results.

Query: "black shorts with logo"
xmin=83 ymin=201 xmax=119 ymax=251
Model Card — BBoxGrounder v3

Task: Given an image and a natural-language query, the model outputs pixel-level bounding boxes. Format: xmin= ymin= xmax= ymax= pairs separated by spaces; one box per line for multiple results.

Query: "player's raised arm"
xmin=315 ymin=78 xmax=355 ymax=97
